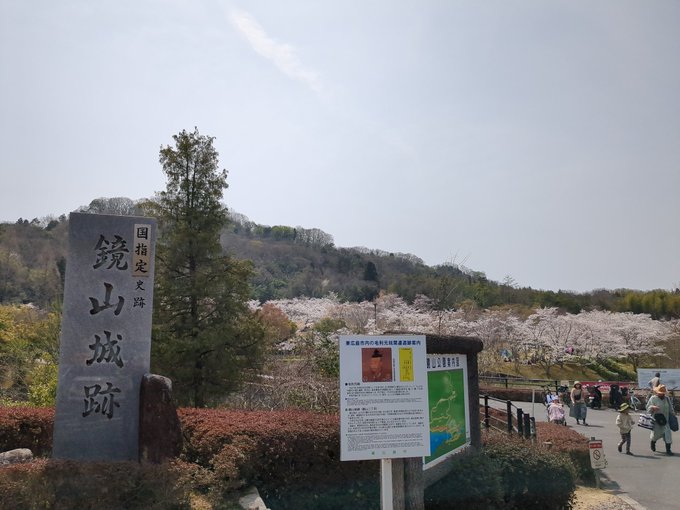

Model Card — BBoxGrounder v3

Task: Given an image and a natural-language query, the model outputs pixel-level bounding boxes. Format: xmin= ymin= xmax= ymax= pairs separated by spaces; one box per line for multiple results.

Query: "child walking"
xmin=616 ymin=403 xmax=635 ymax=455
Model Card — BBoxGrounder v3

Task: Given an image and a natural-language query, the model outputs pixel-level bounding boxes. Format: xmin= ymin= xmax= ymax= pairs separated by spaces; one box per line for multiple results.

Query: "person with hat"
xmin=569 ymin=381 xmax=588 ymax=425
xmin=616 ymin=403 xmax=634 ymax=455
xmin=646 ymin=384 xmax=674 ymax=455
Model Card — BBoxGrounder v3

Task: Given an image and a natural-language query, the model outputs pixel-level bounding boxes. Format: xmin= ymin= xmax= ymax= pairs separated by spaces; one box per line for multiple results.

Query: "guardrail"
xmin=480 ymin=394 xmax=536 ymax=440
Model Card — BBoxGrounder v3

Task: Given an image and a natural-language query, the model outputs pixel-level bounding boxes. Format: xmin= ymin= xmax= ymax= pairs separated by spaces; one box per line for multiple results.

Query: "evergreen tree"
xmin=147 ymin=128 xmax=264 ymax=407
xmin=363 ymin=261 xmax=379 ymax=282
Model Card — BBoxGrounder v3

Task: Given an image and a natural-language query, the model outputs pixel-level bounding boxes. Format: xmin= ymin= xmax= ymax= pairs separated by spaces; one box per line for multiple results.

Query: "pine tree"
xmin=147 ymin=128 xmax=264 ymax=407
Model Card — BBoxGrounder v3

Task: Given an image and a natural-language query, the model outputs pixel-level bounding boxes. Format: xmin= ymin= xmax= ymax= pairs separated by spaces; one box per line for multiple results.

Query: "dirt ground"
xmin=572 ymin=486 xmax=636 ymax=510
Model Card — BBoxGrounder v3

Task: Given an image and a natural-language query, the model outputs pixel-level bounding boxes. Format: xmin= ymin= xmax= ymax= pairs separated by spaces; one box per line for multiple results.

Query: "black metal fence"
xmin=480 ymin=394 xmax=536 ymax=440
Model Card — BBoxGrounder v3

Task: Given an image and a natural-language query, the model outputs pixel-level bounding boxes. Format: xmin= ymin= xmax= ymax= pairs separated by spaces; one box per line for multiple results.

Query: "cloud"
xmin=228 ymin=8 xmax=323 ymax=95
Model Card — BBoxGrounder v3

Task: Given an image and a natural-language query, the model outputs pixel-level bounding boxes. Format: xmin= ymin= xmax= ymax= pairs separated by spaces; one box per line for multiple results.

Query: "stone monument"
xmin=53 ymin=212 xmax=156 ymax=461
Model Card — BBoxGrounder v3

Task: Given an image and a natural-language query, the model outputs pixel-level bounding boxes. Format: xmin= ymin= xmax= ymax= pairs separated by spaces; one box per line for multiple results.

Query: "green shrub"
xmin=264 ymin=480 xmax=379 ymax=510
xmin=598 ymin=359 xmax=636 ymax=381
xmin=484 ymin=432 xmax=577 ymax=510
xmin=313 ymin=317 xmax=346 ymax=334
xmin=27 ymin=361 xmax=58 ymax=406
xmin=588 ymin=361 xmax=618 ymax=381
xmin=425 ymin=450 xmax=504 ymax=509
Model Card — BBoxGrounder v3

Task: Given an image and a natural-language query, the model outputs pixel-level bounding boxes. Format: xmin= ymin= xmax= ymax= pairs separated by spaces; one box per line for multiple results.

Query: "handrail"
xmin=480 ymin=394 xmax=537 ymax=440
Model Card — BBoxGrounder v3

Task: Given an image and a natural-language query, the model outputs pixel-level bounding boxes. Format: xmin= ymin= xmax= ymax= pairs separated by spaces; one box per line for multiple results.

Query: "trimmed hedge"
xmin=428 ymin=432 xmax=578 ymax=510
xmin=1 ymin=406 xmax=585 ymax=509
xmin=178 ymin=408 xmax=379 ymax=509
xmin=534 ymin=421 xmax=594 ymax=484
xmin=480 ymin=386 xmax=544 ymax=402
xmin=0 ymin=406 xmax=54 ymax=456
xmin=0 ymin=459 xmax=195 ymax=509
xmin=425 ymin=449 xmax=504 ymax=509
xmin=485 ymin=435 xmax=576 ymax=510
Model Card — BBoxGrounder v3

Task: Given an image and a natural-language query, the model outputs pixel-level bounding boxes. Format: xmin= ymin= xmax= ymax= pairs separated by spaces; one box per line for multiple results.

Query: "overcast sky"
xmin=1 ymin=1 xmax=678 ymax=293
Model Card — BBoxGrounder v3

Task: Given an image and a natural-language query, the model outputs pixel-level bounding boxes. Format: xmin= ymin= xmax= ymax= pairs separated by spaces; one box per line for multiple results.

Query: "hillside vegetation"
xmin=2 ymin=198 xmax=679 ymax=409
xmin=2 ymin=199 xmax=679 ymax=320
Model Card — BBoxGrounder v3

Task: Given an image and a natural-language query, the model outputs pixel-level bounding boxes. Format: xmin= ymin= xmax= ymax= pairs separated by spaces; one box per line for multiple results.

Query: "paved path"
xmin=515 ymin=401 xmax=679 ymax=510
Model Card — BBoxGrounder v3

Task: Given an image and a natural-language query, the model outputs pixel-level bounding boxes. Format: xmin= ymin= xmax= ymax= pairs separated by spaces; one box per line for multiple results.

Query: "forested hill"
xmin=1 ymin=199 xmax=679 ymax=318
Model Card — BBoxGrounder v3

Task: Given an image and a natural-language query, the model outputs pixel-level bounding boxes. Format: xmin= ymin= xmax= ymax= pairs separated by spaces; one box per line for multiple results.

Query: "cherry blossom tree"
xmin=521 ymin=308 xmax=564 ymax=377
xmin=467 ymin=309 xmax=524 ymax=374
xmin=572 ymin=310 xmax=623 ymax=366
xmin=610 ymin=312 xmax=669 ymax=371
xmin=256 ymin=296 xmax=676 ymax=388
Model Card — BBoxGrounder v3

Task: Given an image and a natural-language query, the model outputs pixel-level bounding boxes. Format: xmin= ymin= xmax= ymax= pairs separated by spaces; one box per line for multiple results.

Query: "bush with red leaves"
xmin=178 ymin=408 xmax=378 ymax=508
xmin=0 ymin=458 xmax=195 ymax=509
xmin=0 ymin=406 xmax=54 ymax=456
xmin=534 ymin=421 xmax=594 ymax=484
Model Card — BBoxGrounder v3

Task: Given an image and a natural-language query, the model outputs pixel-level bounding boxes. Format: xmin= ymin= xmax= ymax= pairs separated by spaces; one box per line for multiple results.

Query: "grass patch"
xmin=488 ymin=361 xmax=634 ymax=384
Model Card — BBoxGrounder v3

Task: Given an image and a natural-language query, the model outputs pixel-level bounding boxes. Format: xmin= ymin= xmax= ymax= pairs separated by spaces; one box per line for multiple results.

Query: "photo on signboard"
xmin=362 ymin=347 xmax=393 ymax=382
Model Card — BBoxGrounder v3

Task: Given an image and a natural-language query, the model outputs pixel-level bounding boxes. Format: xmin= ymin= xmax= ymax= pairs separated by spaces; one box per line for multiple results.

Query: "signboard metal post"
xmin=381 ymin=459 xmax=394 ymax=509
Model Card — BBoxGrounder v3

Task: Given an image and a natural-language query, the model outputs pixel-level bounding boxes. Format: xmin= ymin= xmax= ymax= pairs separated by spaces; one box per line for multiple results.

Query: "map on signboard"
xmin=425 ymin=367 xmax=467 ymax=464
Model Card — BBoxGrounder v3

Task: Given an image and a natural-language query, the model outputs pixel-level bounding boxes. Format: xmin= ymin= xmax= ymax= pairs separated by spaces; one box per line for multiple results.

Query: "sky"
xmin=1 ymin=1 xmax=679 ymax=294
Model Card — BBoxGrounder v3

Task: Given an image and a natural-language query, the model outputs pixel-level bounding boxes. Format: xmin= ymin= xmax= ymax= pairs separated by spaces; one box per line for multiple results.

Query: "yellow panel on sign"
xmin=399 ymin=348 xmax=414 ymax=382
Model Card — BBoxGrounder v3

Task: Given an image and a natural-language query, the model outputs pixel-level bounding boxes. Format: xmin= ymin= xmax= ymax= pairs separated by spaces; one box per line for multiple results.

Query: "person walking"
xmin=647 ymin=384 xmax=674 ymax=455
xmin=648 ymin=372 xmax=661 ymax=390
xmin=616 ymin=403 xmax=634 ymax=455
xmin=569 ymin=381 xmax=588 ymax=426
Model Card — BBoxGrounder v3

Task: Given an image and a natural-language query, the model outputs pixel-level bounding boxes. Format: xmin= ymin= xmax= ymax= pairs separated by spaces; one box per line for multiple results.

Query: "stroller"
xmin=547 ymin=396 xmax=567 ymax=425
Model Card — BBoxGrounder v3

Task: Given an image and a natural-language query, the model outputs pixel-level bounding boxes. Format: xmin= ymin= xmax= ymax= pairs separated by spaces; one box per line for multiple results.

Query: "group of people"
xmin=545 ymin=381 xmax=587 ymax=425
xmin=545 ymin=377 xmax=676 ymax=456
xmin=616 ymin=382 xmax=675 ymax=455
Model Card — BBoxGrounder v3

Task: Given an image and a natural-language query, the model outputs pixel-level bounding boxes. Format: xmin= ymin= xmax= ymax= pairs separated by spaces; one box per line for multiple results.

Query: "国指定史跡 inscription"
xmin=53 ymin=213 xmax=156 ymax=461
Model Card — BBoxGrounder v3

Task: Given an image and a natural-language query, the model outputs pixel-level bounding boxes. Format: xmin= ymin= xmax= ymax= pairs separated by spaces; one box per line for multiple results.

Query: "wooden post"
xmin=517 ymin=409 xmax=524 ymax=436
xmin=506 ymin=400 xmax=513 ymax=433
xmin=484 ymin=395 xmax=490 ymax=429
xmin=404 ymin=457 xmax=424 ymax=510
xmin=523 ymin=413 xmax=531 ymax=439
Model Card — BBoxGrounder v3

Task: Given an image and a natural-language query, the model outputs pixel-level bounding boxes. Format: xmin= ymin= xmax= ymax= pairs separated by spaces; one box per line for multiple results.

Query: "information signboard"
xmin=339 ymin=335 xmax=430 ymax=461
xmin=637 ymin=369 xmax=680 ymax=390
xmin=424 ymin=354 xmax=470 ymax=468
